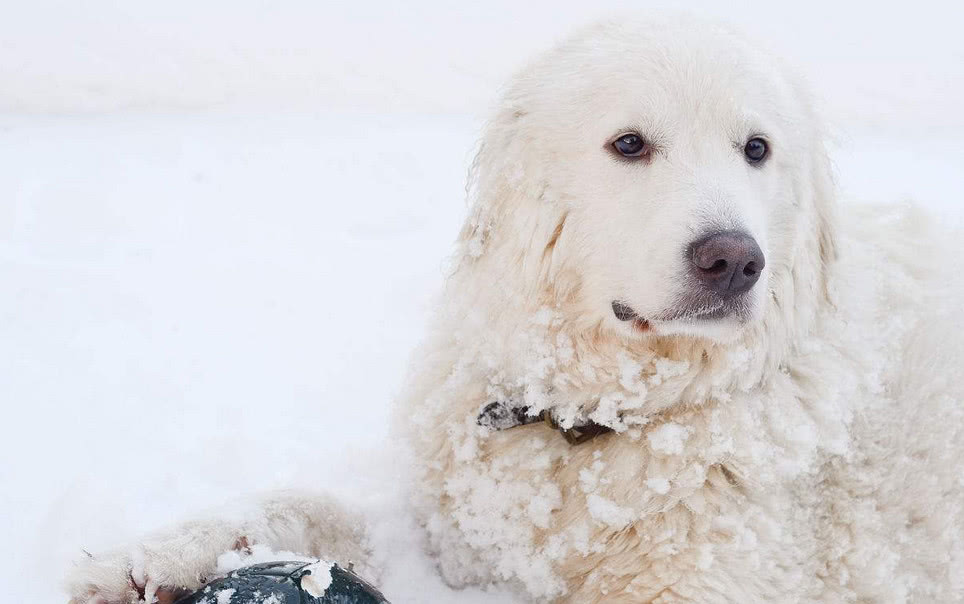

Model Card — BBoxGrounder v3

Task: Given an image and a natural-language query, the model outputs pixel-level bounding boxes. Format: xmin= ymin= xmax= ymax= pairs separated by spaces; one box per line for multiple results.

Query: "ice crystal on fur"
xmin=646 ymin=422 xmax=691 ymax=455
xmin=398 ymin=17 xmax=964 ymax=604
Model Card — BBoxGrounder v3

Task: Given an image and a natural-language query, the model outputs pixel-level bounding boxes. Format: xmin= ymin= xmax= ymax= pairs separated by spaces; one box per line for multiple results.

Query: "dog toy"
xmin=174 ymin=560 xmax=388 ymax=604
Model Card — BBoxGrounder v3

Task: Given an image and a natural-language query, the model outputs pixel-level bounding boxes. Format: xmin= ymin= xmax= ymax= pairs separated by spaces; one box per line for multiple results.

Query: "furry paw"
xmin=65 ymin=528 xmax=240 ymax=603
xmin=65 ymin=549 xmax=139 ymax=604
xmin=66 ymin=547 xmax=198 ymax=604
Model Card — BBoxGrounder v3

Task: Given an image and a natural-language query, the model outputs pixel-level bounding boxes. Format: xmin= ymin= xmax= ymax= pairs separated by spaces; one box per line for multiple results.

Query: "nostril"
xmin=743 ymin=261 xmax=758 ymax=277
xmin=707 ymin=259 xmax=727 ymax=273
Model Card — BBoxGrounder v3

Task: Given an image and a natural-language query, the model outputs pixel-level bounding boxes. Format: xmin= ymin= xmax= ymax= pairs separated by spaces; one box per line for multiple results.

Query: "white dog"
xmin=67 ymin=16 xmax=964 ymax=604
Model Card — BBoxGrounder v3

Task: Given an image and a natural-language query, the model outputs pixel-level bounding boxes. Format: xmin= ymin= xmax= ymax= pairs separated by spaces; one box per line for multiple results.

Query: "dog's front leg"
xmin=65 ymin=490 xmax=371 ymax=604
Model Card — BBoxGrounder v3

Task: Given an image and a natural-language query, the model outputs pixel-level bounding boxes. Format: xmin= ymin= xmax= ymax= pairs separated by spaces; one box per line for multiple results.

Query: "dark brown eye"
xmin=612 ymin=133 xmax=648 ymax=158
xmin=744 ymin=138 xmax=768 ymax=163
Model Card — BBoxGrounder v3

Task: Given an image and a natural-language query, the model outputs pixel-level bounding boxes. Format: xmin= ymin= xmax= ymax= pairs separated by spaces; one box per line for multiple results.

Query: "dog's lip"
xmin=656 ymin=304 xmax=730 ymax=323
xmin=611 ymin=301 xmax=638 ymax=321
xmin=612 ymin=299 xmax=735 ymax=328
xmin=611 ymin=301 xmax=651 ymax=332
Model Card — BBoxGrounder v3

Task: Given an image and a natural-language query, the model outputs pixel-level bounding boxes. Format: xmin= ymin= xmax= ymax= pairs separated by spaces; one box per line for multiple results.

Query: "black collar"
xmin=477 ymin=401 xmax=614 ymax=445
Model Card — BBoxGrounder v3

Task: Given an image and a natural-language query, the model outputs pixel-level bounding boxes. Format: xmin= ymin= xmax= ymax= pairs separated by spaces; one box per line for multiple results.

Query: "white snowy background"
xmin=1 ymin=1 xmax=962 ymax=602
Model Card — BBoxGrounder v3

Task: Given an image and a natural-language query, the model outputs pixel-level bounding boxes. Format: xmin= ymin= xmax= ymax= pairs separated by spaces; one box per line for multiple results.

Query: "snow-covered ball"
xmin=174 ymin=560 xmax=388 ymax=604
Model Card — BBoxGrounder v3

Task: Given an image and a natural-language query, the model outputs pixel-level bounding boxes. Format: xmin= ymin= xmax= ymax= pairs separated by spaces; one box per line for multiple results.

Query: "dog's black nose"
xmin=689 ymin=231 xmax=765 ymax=297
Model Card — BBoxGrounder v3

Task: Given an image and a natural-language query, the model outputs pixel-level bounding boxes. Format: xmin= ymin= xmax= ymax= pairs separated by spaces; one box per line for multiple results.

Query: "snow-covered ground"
xmin=0 ymin=2 xmax=962 ymax=603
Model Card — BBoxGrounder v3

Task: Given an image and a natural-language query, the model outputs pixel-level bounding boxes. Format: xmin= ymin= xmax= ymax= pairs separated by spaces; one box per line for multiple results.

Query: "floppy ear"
xmin=783 ymin=67 xmax=839 ymax=304
xmin=454 ymin=101 xmax=573 ymax=299
xmin=809 ymin=141 xmax=839 ymax=302
xmin=457 ymin=103 xmax=541 ymax=260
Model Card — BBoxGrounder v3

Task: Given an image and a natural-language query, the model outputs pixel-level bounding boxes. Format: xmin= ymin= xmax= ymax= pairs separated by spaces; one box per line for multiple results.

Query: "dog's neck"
xmin=460 ymin=298 xmax=783 ymax=436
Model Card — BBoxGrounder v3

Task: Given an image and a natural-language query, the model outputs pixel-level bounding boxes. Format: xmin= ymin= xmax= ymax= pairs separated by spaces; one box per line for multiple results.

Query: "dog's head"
xmin=460 ymin=17 xmax=836 ymax=345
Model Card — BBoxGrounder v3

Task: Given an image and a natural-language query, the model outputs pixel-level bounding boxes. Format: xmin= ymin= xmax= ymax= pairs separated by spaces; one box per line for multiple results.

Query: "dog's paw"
xmin=65 ymin=535 xmax=224 ymax=604
xmin=65 ymin=549 xmax=137 ymax=604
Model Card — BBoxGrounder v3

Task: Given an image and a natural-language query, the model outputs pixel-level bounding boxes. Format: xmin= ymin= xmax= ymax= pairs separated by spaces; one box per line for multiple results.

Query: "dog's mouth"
xmin=610 ymin=301 xmax=651 ymax=332
xmin=611 ymin=298 xmax=748 ymax=332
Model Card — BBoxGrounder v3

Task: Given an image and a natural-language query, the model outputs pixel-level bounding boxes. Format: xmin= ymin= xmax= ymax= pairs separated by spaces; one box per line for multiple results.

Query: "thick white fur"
xmin=66 ymin=16 xmax=964 ymax=604
xmin=398 ymin=16 xmax=964 ymax=603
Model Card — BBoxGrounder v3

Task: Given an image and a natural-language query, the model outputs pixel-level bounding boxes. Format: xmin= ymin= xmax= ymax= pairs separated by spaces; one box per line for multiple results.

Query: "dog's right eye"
xmin=612 ymin=133 xmax=648 ymax=158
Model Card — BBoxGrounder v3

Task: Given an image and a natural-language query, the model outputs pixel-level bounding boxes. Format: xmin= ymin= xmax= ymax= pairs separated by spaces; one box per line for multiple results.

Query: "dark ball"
xmin=175 ymin=560 xmax=389 ymax=604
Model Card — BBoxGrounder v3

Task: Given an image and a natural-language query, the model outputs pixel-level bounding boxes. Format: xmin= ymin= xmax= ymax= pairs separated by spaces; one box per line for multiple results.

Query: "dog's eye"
xmin=744 ymin=138 xmax=769 ymax=163
xmin=612 ymin=133 xmax=648 ymax=158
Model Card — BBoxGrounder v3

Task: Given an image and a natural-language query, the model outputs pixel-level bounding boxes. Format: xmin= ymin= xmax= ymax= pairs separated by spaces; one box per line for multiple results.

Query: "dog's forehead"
xmin=511 ymin=19 xmax=798 ymax=136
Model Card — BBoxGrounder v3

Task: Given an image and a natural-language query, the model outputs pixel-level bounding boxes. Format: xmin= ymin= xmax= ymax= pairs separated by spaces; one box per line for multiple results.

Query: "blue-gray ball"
xmin=174 ymin=560 xmax=389 ymax=604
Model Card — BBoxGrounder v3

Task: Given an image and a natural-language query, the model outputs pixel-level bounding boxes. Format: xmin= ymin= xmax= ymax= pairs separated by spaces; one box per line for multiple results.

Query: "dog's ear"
xmin=783 ymin=71 xmax=838 ymax=304
xmin=457 ymin=102 xmax=543 ymax=263
xmin=455 ymin=98 xmax=570 ymax=288
xmin=810 ymin=142 xmax=838 ymax=301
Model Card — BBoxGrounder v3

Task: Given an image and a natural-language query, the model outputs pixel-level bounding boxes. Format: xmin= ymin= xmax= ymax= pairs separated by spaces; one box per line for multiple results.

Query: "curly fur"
xmin=397 ymin=16 xmax=964 ymax=603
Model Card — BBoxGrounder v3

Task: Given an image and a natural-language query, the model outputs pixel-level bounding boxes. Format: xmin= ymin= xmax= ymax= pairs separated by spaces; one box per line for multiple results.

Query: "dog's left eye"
xmin=744 ymin=137 xmax=769 ymax=163
xmin=612 ymin=133 xmax=648 ymax=158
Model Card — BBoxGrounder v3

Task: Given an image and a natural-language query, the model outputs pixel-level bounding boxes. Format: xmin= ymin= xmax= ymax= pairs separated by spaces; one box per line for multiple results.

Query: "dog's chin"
xmin=614 ymin=294 xmax=763 ymax=344
xmin=647 ymin=314 xmax=750 ymax=343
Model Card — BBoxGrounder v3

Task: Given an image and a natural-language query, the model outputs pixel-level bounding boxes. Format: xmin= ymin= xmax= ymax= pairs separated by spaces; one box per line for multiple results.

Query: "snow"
xmin=301 ymin=560 xmax=335 ymax=598
xmin=647 ymin=423 xmax=692 ymax=456
xmin=215 ymin=545 xmax=314 ymax=575
xmin=215 ymin=588 xmax=236 ymax=604
xmin=646 ymin=478 xmax=672 ymax=495
xmin=586 ymin=494 xmax=636 ymax=528
xmin=0 ymin=2 xmax=961 ymax=603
